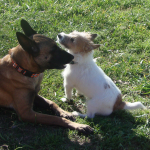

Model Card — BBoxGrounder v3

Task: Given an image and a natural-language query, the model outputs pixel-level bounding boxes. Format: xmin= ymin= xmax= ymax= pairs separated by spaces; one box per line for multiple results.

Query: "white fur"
xmin=123 ymin=102 xmax=145 ymax=110
xmin=57 ymin=31 xmax=146 ymax=118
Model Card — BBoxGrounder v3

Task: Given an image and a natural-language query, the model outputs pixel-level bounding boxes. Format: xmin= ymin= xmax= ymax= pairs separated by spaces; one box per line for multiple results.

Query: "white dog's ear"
xmin=90 ymin=34 xmax=97 ymax=41
xmin=85 ymin=44 xmax=100 ymax=51
xmin=92 ymin=44 xmax=100 ymax=50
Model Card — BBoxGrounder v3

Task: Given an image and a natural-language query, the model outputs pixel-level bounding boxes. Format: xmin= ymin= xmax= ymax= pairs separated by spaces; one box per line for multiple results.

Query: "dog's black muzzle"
xmin=48 ymin=48 xmax=74 ymax=69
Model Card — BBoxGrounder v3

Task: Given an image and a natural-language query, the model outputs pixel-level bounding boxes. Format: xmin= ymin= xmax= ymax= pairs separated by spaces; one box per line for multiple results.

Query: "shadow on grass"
xmin=0 ymin=106 xmax=149 ymax=150
xmin=0 ymin=107 xmax=92 ymax=150
xmin=85 ymin=110 xmax=150 ymax=150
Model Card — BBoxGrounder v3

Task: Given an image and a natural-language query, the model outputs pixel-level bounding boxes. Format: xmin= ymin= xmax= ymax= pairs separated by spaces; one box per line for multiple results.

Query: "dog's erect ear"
xmin=92 ymin=44 xmax=100 ymax=50
xmin=16 ymin=32 xmax=39 ymax=55
xmin=90 ymin=34 xmax=97 ymax=41
xmin=21 ymin=19 xmax=37 ymax=37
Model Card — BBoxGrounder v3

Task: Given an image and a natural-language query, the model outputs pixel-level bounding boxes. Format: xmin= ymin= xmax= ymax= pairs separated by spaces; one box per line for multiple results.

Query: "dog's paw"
xmin=75 ymin=123 xmax=93 ymax=135
xmin=60 ymin=97 xmax=68 ymax=102
xmin=72 ymin=111 xmax=79 ymax=116
xmin=60 ymin=98 xmax=74 ymax=104
xmin=56 ymin=110 xmax=75 ymax=121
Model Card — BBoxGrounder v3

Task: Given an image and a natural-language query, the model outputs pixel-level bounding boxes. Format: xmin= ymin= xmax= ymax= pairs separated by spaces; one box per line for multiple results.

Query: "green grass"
xmin=0 ymin=0 xmax=150 ymax=149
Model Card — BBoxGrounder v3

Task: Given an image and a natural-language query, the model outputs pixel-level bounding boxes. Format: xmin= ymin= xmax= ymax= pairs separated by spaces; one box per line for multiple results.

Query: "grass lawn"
xmin=0 ymin=0 xmax=150 ymax=149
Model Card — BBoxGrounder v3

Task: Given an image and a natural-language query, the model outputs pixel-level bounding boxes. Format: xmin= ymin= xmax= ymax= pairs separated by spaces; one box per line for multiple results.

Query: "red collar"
xmin=12 ymin=59 xmax=40 ymax=78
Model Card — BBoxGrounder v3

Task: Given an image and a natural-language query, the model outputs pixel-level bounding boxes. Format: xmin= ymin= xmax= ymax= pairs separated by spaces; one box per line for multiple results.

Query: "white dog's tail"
xmin=123 ymin=102 xmax=146 ymax=110
xmin=115 ymin=95 xmax=146 ymax=110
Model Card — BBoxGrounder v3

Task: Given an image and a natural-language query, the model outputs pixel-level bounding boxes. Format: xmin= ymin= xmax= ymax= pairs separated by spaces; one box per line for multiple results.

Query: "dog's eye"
xmin=70 ymin=38 xmax=74 ymax=42
xmin=45 ymin=56 xmax=48 ymax=59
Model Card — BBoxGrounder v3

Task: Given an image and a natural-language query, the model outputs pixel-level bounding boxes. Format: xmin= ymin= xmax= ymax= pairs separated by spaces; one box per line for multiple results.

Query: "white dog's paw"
xmin=72 ymin=111 xmax=87 ymax=118
xmin=60 ymin=98 xmax=68 ymax=102
xmin=72 ymin=111 xmax=79 ymax=116
xmin=60 ymin=98 xmax=74 ymax=104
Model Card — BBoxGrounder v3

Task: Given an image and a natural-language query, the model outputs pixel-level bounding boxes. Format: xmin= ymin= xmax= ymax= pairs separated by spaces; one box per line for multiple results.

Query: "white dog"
xmin=57 ymin=31 xmax=146 ymax=118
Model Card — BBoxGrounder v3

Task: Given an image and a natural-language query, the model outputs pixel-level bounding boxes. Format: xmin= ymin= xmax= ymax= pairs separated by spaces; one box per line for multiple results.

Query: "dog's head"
xmin=15 ymin=19 xmax=74 ymax=72
xmin=57 ymin=31 xmax=100 ymax=54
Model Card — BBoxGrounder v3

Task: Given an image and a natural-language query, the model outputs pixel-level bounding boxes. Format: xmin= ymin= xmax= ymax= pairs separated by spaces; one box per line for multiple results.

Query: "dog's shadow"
xmin=58 ymin=94 xmax=150 ymax=149
xmin=58 ymin=95 xmax=150 ymax=149
xmin=0 ymin=107 xmax=92 ymax=150
xmin=83 ymin=110 xmax=150 ymax=149
xmin=0 ymin=106 xmax=149 ymax=149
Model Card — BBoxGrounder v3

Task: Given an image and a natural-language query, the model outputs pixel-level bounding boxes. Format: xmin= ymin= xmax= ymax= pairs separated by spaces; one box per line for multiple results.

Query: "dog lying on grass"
xmin=57 ymin=31 xmax=146 ymax=118
xmin=0 ymin=20 xmax=93 ymax=134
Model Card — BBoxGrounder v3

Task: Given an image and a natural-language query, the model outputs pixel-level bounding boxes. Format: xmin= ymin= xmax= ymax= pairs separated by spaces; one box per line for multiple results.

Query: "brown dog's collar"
xmin=12 ymin=59 xmax=40 ymax=78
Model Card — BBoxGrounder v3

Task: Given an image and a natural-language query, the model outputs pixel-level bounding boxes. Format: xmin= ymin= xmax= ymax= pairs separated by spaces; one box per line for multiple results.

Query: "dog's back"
xmin=63 ymin=51 xmax=121 ymax=101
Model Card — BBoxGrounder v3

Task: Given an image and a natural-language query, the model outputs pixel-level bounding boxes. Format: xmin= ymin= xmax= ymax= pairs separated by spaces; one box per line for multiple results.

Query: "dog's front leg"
xmin=34 ymin=95 xmax=75 ymax=121
xmin=14 ymin=97 xmax=93 ymax=134
xmin=60 ymin=84 xmax=73 ymax=102
xmin=61 ymin=84 xmax=73 ymax=102
xmin=65 ymin=85 xmax=73 ymax=100
xmin=17 ymin=107 xmax=93 ymax=134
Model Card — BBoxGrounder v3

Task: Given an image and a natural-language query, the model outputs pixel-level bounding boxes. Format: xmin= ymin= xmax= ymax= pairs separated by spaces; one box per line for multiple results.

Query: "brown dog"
xmin=0 ymin=19 xmax=93 ymax=134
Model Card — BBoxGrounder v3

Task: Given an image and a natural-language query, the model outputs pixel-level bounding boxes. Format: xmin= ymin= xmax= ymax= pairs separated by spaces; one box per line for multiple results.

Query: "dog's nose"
xmin=58 ymin=34 xmax=62 ymax=39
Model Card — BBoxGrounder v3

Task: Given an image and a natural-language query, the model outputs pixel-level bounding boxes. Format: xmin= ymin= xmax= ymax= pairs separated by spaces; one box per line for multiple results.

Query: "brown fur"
xmin=0 ymin=20 xmax=93 ymax=134
xmin=113 ymin=94 xmax=126 ymax=111
xmin=9 ymin=46 xmax=40 ymax=73
xmin=104 ymin=83 xmax=110 ymax=89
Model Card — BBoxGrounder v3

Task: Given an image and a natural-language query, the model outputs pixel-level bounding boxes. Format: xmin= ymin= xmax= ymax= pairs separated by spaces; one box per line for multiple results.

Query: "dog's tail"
xmin=123 ymin=102 xmax=146 ymax=110
xmin=114 ymin=95 xmax=146 ymax=111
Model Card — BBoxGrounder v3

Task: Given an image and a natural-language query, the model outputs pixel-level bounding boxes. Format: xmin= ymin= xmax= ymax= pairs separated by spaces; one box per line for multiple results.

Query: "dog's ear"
xmin=21 ymin=19 xmax=37 ymax=37
xmin=92 ymin=44 xmax=100 ymax=50
xmin=85 ymin=44 xmax=100 ymax=51
xmin=90 ymin=34 xmax=97 ymax=41
xmin=16 ymin=32 xmax=39 ymax=55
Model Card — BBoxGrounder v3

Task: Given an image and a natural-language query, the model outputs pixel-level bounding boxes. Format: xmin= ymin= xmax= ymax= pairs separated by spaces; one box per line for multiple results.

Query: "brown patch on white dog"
xmin=113 ymin=94 xmax=126 ymax=111
xmin=104 ymin=83 xmax=110 ymax=89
